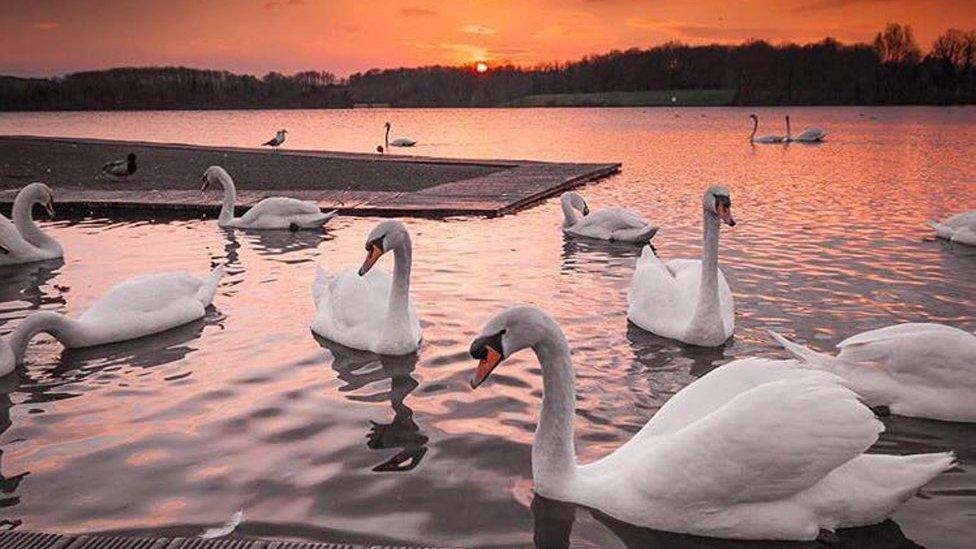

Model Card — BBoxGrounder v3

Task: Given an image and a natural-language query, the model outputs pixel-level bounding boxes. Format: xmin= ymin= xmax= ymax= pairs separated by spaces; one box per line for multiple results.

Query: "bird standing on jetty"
xmin=101 ymin=153 xmax=137 ymax=180
xmin=262 ymin=129 xmax=287 ymax=151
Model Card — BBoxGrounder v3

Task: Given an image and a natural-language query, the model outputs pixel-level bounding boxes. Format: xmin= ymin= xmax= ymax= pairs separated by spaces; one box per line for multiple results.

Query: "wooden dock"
xmin=0 ymin=531 xmax=450 ymax=549
xmin=0 ymin=136 xmax=620 ymax=218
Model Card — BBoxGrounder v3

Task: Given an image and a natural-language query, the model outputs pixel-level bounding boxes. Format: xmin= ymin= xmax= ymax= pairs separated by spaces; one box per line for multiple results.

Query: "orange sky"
xmin=1 ymin=0 xmax=973 ymax=77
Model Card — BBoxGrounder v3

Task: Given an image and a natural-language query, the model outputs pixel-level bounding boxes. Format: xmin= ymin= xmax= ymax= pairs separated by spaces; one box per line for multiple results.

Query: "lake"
xmin=0 ymin=107 xmax=973 ymax=548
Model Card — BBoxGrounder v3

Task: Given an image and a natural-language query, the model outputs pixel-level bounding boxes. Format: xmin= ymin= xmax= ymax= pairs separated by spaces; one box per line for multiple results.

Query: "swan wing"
xmin=310 ymin=266 xmax=392 ymax=351
xmin=607 ymin=374 xmax=881 ymax=506
xmin=572 ymin=208 xmax=659 ymax=242
xmin=836 ymin=323 xmax=976 ymax=383
xmin=237 ymin=196 xmax=325 ymax=227
xmin=629 ymin=358 xmax=829 ymax=440
xmin=0 ymin=215 xmax=38 ymax=257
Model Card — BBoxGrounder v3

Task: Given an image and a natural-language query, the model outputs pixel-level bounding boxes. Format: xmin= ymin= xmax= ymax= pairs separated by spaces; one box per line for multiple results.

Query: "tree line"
xmin=1 ymin=23 xmax=973 ymax=110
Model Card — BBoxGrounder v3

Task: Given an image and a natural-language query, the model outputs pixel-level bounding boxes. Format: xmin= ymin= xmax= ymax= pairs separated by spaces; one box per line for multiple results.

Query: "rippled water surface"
xmin=0 ymin=107 xmax=974 ymax=548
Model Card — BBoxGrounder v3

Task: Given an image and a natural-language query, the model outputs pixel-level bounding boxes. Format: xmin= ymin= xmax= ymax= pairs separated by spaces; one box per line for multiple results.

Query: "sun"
xmin=475 ymin=62 xmax=489 ymax=73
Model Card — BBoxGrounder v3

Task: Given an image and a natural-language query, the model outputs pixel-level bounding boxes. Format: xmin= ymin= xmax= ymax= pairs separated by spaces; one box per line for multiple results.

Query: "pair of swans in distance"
xmin=749 ymin=114 xmax=826 ymax=143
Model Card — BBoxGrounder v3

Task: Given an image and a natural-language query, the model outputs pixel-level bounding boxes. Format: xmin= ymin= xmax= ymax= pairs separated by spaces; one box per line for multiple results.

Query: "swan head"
xmin=469 ymin=306 xmax=561 ymax=389
xmin=560 ymin=192 xmax=589 ymax=216
xmin=385 ymin=122 xmax=391 ymax=129
xmin=359 ymin=219 xmax=409 ymax=276
xmin=749 ymin=114 xmax=758 ymax=121
xmin=703 ymin=185 xmax=735 ymax=227
xmin=22 ymin=182 xmax=55 ymax=219
xmin=200 ymin=166 xmax=231 ymax=191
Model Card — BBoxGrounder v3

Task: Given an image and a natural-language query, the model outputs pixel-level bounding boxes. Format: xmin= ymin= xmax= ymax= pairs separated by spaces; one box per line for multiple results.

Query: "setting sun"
xmin=476 ymin=62 xmax=488 ymax=73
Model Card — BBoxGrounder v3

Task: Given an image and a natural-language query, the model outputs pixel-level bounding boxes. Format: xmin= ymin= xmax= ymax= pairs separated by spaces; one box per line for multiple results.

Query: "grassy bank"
xmin=507 ymin=89 xmax=736 ymax=107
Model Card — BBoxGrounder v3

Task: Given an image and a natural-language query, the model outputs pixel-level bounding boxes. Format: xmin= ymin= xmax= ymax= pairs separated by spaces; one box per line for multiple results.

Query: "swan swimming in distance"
xmin=385 ymin=122 xmax=416 ymax=148
xmin=0 ymin=183 xmax=63 ymax=266
xmin=771 ymin=323 xmax=976 ymax=422
xmin=786 ymin=115 xmax=827 ymax=143
xmin=468 ymin=306 xmax=955 ymax=541
xmin=748 ymin=114 xmax=784 ymax=144
xmin=312 ymin=220 xmax=421 ymax=355
xmin=200 ymin=166 xmax=337 ymax=230
xmin=928 ymin=210 xmax=976 ymax=246
xmin=628 ymin=186 xmax=735 ymax=347
xmin=560 ymin=191 xmax=659 ymax=244
xmin=0 ymin=265 xmax=224 ymax=377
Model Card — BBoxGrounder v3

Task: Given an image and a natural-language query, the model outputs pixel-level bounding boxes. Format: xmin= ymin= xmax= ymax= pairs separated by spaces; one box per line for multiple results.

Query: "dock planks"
xmin=0 ymin=531 xmax=451 ymax=549
xmin=0 ymin=136 xmax=620 ymax=218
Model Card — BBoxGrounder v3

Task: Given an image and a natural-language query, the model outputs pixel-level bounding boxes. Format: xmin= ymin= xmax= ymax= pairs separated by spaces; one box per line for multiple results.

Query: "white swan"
xmin=770 ymin=324 xmax=976 ymax=422
xmin=0 ymin=183 xmax=63 ymax=266
xmin=560 ymin=192 xmax=659 ymax=244
xmin=311 ymin=220 xmax=421 ymax=355
xmin=201 ymin=166 xmax=337 ymax=230
xmin=786 ymin=115 xmax=827 ymax=143
xmin=928 ymin=210 xmax=976 ymax=246
xmin=1 ymin=266 xmax=224 ymax=377
xmin=385 ymin=122 xmax=416 ymax=148
xmin=469 ymin=306 xmax=955 ymax=541
xmin=748 ymin=114 xmax=784 ymax=144
xmin=627 ymin=186 xmax=735 ymax=347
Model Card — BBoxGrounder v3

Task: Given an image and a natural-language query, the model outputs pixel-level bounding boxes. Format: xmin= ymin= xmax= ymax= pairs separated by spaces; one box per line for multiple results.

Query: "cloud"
xmin=32 ymin=21 xmax=61 ymax=31
xmin=626 ymin=18 xmax=788 ymax=42
xmin=460 ymin=24 xmax=496 ymax=35
xmin=400 ymin=7 xmax=437 ymax=17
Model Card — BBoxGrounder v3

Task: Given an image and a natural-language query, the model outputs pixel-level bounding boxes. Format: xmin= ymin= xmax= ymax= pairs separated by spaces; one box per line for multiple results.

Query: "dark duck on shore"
xmin=102 ymin=153 xmax=137 ymax=180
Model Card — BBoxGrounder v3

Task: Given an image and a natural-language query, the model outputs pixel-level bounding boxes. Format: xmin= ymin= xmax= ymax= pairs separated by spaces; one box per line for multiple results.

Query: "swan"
xmin=560 ymin=191 xmax=659 ymax=244
xmin=311 ymin=220 xmax=421 ymax=355
xmin=0 ymin=183 xmax=63 ymax=266
xmin=627 ymin=186 xmax=735 ymax=347
xmin=748 ymin=114 xmax=784 ymax=144
xmin=928 ymin=210 xmax=976 ymax=246
xmin=201 ymin=166 xmax=337 ymax=230
xmin=469 ymin=306 xmax=956 ymax=541
xmin=786 ymin=115 xmax=827 ymax=143
xmin=770 ymin=324 xmax=976 ymax=422
xmin=385 ymin=122 xmax=416 ymax=148
xmin=0 ymin=266 xmax=224 ymax=377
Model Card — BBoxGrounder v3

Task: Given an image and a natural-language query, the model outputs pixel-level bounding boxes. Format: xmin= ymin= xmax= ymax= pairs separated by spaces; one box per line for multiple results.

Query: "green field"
xmin=508 ymin=89 xmax=736 ymax=107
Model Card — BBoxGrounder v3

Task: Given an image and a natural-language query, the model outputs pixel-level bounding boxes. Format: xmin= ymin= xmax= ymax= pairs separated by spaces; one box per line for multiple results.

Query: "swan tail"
xmin=312 ymin=265 xmax=331 ymax=309
xmin=195 ymin=265 xmax=225 ymax=306
xmin=318 ymin=209 xmax=339 ymax=225
xmin=870 ymin=452 xmax=956 ymax=503
xmin=614 ymin=225 xmax=659 ymax=244
xmin=927 ymin=221 xmax=954 ymax=240
xmin=768 ymin=331 xmax=841 ymax=372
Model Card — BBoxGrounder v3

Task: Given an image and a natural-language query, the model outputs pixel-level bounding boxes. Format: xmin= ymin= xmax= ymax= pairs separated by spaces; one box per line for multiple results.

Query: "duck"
xmin=0 ymin=183 xmax=63 ymax=266
xmin=200 ymin=166 xmax=337 ymax=230
xmin=560 ymin=191 xmax=658 ymax=244
xmin=928 ymin=210 xmax=976 ymax=246
xmin=311 ymin=220 xmax=421 ymax=355
xmin=469 ymin=305 xmax=956 ymax=541
xmin=770 ymin=323 xmax=976 ymax=422
xmin=101 ymin=153 xmax=137 ymax=180
xmin=1 ymin=266 xmax=224 ymax=377
xmin=627 ymin=186 xmax=735 ymax=347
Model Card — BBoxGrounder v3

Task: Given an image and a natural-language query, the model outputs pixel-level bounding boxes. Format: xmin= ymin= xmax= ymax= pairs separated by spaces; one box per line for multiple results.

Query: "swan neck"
xmin=217 ymin=172 xmax=237 ymax=224
xmin=383 ymin=235 xmax=413 ymax=345
xmin=749 ymin=117 xmax=757 ymax=141
xmin=8 ymin=312 xmax=79 ymax=362
xmin=560 ymin=196 xmax=578 ymax=227
xmin=385 ymin=126 xmax=390 ymax=150
xmin=687 ymin=210 xmax=723 ymax=341
xmin=13 ymin=188 xmax=58 ymax=251
xmin=533 ymin=330 xmax=578 ymax=496
xmin=786 ymin=117 xmax=792 ymax=141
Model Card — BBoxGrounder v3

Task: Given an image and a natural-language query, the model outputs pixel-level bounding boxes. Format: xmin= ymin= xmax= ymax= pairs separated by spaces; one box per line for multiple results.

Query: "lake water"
xmin=0 ymin=107 xmax=973 ymax=548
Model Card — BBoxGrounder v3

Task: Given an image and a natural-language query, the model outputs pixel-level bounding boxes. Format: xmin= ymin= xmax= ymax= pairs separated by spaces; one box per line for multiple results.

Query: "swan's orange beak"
xmin=717 ymin=203 xmax=735 ymax=227
xmin=359 ymin=244 xmax=383 ymax=276
xmin=200 ymin=175 xmax=211 ymax=192
xmin=44 ymin=198 xmax=55 ymax=219
xmin=471 ymin=346 xmax=503 ymax=389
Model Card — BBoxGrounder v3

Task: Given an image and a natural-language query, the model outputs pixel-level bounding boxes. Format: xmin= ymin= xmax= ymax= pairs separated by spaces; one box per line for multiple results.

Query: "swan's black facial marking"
xmin=470 ymin=329 xmax=506 ymax=389
xmin=359 ymin=235 xmax=386 ymax=276
xmin=581 ymin=200 xmax=590 ymax=216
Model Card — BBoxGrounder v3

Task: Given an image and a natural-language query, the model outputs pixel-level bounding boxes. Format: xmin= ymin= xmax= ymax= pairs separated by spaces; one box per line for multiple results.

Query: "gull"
xmin=262 ymin=129 xmax=287 ymax=151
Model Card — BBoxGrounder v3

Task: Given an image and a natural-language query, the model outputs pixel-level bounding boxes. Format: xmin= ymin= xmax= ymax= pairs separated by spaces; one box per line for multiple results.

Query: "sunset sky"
xmin=1 ymin=0 xmax=974 ymax=78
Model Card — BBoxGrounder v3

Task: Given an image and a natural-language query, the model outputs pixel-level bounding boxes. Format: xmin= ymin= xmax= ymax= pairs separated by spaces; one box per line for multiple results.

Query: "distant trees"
xmin=0 ymin=23 xmax=973 ymax=110
xmin=0 ymin=67 xmax=351 ymax=110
